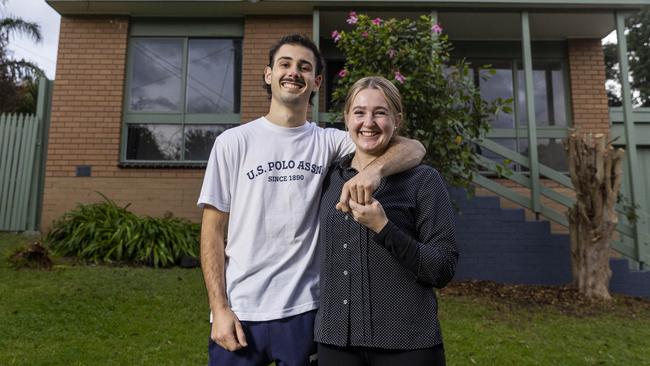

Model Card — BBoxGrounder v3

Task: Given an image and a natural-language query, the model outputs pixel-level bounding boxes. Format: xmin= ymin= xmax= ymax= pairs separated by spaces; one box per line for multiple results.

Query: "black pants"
xmin=317 ymin=342 xmax=446 ymax=366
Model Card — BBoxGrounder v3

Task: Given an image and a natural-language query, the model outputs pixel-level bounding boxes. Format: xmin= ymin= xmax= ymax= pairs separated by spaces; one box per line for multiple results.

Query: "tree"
xmin=604 ymin=9 xmax=650 ymax=107
xmin=0 ymin=0 xmax=44 ymax=113
xmin=330 ymin=13 xmax=509 ymax=190
xmin=566 ymin=132 xmax=625 ymax=300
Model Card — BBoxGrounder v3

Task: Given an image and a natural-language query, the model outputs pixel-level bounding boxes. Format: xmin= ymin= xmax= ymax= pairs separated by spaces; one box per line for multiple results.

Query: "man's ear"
xmin=264 ymin=66 xmax=272 ymax=85
xmin=314 ymin=74 xmax=323 ymax=89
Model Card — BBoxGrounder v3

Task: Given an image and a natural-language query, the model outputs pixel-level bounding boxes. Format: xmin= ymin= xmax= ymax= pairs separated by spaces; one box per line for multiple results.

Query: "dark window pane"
xmin=479 ymin=63 xmax=515 ymax=129
xmin=325 ymin=59 xmax=345 ymax=111
xmin=186 ymin=39 xmax=239 ymax=113
xmin=538 ymin=138 xmax=568 ymax=171
xmin=130 ymin=39 xmax=183 ymax=112
xmin=184 ymin=124 xmax=238 ymax=161
xmin=551 ymin=69 xmax=567 ymax=126
xmin=517 ymin=138 xmax=568 ymax=172
xmin=127 ymin=124 xmax=182 ymax=161
xmin=517 ymin=62 xmax=567 ymax=127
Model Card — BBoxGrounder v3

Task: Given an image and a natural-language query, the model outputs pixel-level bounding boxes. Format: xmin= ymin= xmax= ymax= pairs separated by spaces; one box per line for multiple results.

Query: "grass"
xmin=2 ymin=233 xmax=650 ymax=365
xmin=438 ymin=296 xmax=650 ymax=365
xmin=0 ymin=233 xmax=208 ymax=365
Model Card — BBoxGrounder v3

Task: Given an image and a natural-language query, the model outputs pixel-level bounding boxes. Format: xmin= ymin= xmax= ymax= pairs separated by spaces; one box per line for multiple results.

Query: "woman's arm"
xmin=348 ymin=169 xmax=458 ymax=288
xmin=338 ymin=136 xmax=426 ymax=210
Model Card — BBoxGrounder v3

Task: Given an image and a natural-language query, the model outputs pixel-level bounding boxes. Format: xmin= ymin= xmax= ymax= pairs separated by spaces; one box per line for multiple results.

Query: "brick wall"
xmin=567 ymin=39 xmax=610 ymax=136
xmin=240 ymin=16 xmax=313 ymax=122
xmin=43 ymin=177 xmax=203 ymax=225
xmin=46 ymin=16 xmax=129 ymax=179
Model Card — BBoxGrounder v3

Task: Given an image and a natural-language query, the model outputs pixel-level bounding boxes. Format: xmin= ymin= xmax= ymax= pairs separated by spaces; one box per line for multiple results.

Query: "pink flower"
xmin=331 ymin=30 xmax=341 ymax=42
xmin=361 ymin=31 xmax=369 ymax=38
xmin=338 ymin=69 xmax=348 ymax=78
xmin=431 ymin=23 xmax=443 ymax=34
xmin=372 ymin=18 xmax=383 ymax=26
xmin=387 ymin=49 xmax=397 ymax=59
xmin=347 ymin=11 xmax=358 ymax=24
xmin=394 ymin=70 xmax=406 ymax=84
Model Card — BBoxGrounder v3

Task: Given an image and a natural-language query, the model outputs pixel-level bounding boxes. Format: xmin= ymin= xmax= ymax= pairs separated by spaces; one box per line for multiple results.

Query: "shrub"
xmin=331 ymin=13 xmax=512 ymax=191
xmin=46 ymin=193 xmax=200 ymax=268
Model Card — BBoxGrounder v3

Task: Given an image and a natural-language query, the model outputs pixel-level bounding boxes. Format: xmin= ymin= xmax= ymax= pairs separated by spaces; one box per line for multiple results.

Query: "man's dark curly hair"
xmin=263 ymin=34 xmax=325 ymax=105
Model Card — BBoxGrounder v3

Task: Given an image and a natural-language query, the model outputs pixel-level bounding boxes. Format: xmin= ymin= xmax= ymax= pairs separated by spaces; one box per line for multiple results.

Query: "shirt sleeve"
xmin=197 ymin=134 xmax=233 ymax=212
xmin=374 ymin=169 xmax=458 ymax=288
xmin=326 ymin=127 xmax=355 ymax=159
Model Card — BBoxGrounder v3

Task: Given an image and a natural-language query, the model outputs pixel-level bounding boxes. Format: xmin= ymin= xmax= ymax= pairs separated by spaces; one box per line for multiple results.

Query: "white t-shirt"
xmin=198 ymin=117 xmax=354 ymax=321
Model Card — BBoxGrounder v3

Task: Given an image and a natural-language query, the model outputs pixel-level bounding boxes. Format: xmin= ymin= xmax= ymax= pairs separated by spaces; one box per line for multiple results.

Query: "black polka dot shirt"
xmin=314 ymin=154 xmax=458 ymax=350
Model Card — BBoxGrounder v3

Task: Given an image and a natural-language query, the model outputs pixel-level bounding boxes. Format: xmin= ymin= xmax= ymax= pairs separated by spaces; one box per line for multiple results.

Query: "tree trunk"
xmin=566 ymin=132 xmax=625 ymax=301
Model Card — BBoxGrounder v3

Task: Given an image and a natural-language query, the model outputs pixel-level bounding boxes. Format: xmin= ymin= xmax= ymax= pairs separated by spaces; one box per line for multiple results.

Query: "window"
xmin=122 ymin=30 xmax=242 ymax=165
xmin=470 ymin=58 xmax=570 ymax=172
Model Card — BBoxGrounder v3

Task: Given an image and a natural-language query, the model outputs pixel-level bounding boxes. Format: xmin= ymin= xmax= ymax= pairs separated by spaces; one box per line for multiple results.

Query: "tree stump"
xmin=566 ymin=132 xmax=625 ymax=301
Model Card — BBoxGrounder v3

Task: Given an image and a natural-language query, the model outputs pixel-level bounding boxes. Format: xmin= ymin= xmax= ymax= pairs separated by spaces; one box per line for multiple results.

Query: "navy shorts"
xmin=208 ymin=310 xmax=317 ymax=366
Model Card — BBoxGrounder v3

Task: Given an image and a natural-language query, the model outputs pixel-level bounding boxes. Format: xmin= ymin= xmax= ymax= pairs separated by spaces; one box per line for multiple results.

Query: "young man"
xmin=197 ymin=34 xmax=425 ymax=366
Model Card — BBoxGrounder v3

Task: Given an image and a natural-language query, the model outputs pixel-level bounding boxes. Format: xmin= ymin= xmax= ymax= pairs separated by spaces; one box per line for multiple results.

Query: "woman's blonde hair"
xmin=343 ymin=76 xmax=404 ymax=130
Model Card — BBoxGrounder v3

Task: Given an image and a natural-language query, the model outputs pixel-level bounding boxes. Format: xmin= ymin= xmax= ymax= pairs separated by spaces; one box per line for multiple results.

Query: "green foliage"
xmin=604 ymin=9 xmax=650 ymax=107
xmin=14 ymin=76 xmax=39 ymax=113
xmin=0 ymin=2 xmax=45 ymax=112
xmin=330 ymin=13 xmax=511 ymax=190
xmin=626 ymin=9 xmax=650 ymax=107
xmin=45 ymin=193 xmax=200 ymax=267
xmin=603 ymin=43 xmax=621 ymax=107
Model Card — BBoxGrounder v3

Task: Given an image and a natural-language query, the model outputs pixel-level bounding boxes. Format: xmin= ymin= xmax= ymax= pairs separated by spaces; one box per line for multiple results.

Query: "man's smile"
xmin=280 ymin=78 xmax=305 ymax=90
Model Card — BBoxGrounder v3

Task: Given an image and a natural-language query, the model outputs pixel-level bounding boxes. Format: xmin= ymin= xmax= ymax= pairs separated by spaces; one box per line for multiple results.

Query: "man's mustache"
xmin=280 ymin=77 xmax=306 ymax=86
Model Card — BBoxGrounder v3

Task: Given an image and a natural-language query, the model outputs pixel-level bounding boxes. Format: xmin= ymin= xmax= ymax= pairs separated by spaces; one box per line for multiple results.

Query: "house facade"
xmin=42 ymin=1 xmax=650 ymax=273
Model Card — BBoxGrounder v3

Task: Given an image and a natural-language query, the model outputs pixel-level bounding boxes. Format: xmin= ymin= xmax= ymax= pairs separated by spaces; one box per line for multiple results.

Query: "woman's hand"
xmin=337 ymin=167 xmax=382 ymax=212
xmin=348 ymin=198 xmax=389 ymax=233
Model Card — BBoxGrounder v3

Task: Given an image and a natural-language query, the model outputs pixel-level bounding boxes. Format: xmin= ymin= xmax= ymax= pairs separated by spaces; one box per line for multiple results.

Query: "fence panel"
xmin=0 ymin=114 xmax=41 ymax=231
xmin=0 ymin=77 xmax=52 ymax=232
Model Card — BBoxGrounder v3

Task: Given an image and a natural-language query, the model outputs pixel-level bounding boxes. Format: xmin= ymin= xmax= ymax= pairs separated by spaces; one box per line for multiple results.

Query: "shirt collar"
xmin=334 ymin=152 xmax=356 ymax=172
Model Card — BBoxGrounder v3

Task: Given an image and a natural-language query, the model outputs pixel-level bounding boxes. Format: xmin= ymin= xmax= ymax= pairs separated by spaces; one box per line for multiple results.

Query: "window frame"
xmin=120 ymin=19 xmax=243 ymax=167
xmin=453 ymin=40 xmax=573 ymax=173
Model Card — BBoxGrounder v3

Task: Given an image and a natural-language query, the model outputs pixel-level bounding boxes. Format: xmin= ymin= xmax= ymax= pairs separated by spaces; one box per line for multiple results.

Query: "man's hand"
xmin=337 ymin=167 xmax=382 ymax=212
xmin=211 ymin=307 xmax=248 ymax=351
xmin=348 ymin=198 xmax=389 ymax=233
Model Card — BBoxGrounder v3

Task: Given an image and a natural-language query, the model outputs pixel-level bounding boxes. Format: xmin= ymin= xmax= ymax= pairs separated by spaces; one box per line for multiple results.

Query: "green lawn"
xmin=2 ymin=233 xmax=650 ymax=365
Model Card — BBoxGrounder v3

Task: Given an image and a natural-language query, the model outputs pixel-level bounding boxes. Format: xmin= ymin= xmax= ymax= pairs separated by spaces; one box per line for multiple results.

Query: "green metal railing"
xmin=0 ymin=78 xmax=53 ymax=232
xmin=472 ymin=136 xmax=647 ymax=266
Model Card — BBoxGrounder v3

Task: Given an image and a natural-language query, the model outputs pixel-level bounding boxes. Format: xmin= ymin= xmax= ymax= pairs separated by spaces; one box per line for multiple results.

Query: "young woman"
xmin=315 ymin=76 xmax=458 ymax=366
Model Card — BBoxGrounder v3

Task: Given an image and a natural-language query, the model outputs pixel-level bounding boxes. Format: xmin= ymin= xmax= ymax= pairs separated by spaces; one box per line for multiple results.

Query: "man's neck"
xmin=265 ymin=100 xmax=309 ymax=128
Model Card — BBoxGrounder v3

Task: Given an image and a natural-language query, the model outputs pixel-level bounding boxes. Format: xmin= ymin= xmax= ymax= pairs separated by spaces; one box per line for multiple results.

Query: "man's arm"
xmin=200 ymin=205 xmax=247 ymax=351
xmin=338 ymin=136 xmax=425 ymax=211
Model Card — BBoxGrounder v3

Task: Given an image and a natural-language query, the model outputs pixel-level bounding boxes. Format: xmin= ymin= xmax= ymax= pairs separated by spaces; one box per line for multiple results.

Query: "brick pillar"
xmin=46 ymin=16 xmax=129 ymax=179
xmin=567 ymin=39 xmax=610 ymax=136
xmin=240 ymin=16 xmax=313 ymax=122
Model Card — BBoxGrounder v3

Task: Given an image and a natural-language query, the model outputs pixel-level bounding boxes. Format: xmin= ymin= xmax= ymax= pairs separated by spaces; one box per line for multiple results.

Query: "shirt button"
xmin=345 ymin=215 xmax=349 ymax=220
xmin=343 ymin=270 xmax=348 ymax=276
xmin=343 ymin=299 xmax=348 ymax=305
xmin=343 ymin=243 xmax=348 ymax=249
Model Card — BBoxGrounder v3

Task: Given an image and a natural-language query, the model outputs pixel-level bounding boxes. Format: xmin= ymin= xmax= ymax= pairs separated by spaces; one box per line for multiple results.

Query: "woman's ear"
xmin=394 ymin=113 xmax=403 ymax=131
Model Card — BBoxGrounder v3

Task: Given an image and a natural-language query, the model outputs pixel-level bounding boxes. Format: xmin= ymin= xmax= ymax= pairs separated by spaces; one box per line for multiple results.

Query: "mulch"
xmin=439 ymin=280 xmax=650 ymax=317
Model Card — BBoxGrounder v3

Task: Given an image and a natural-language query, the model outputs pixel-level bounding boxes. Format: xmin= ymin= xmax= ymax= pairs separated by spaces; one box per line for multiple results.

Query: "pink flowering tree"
xmin=331 ymin=13 xmax=511 ymax=191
